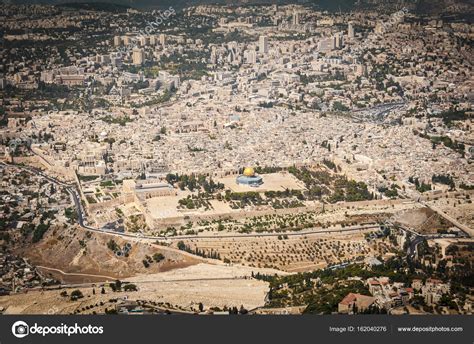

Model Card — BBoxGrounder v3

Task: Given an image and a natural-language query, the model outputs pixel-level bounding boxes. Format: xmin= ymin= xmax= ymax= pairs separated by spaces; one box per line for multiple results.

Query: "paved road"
xmin=386 ymin=220 xmax=424 ymax=258
xmin=407 ymin=235 xmax=425 ymax=260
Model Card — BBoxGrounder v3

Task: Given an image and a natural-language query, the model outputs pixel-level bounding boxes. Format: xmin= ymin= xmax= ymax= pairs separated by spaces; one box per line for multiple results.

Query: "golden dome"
xmin=243 ymin=167 xmax=255 ymax=177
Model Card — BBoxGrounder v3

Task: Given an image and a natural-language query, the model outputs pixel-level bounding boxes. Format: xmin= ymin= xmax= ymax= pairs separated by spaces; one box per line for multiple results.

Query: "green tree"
xmin=70 ymin=290 xmax=84 ymax=300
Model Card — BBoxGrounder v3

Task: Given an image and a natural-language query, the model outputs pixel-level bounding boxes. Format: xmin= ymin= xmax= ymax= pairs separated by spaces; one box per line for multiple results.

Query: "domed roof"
xmin=243 ymin=167 xmax=255 ymax=177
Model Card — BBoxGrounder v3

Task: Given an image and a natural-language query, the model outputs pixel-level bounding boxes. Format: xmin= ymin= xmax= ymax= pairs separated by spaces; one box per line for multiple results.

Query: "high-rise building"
xmin=210 ymin=46 xmax=217 ymax=64
xmin=245 ymin=49 xmax=257 ymax=64
xmin=132 ymin=47 xmax=144 ymax=65
xmin=292 ymin=11 xmax=300 ymax=26
xmin=318 ymin=37 xmax=335 ymax=52
xmin=159 ymin=34 xmax=166 ymax=46
xmin=113 ymin=36 xmax=122 ymax=46
xmin=138 ymin=36 xmax=148 ymax=47
xmin=122 ymin=36 xmax=132 ymax=45
xmin=335 ymin=33 xmax=343 ymax=49
xmin=348 ymin=22 xmax=355 ymax=39
xmin=259 ymin=35 xmax=269 ymax=54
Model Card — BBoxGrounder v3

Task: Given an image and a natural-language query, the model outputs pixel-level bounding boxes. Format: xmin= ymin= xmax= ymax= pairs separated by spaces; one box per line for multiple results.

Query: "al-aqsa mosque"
xmin=236 ymin=167 xmax=263 ymax=187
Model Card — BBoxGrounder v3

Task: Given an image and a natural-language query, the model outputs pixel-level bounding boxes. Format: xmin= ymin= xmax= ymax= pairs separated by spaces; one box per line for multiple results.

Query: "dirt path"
xmin=37 ymin=266 xmax=117 ymax=281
